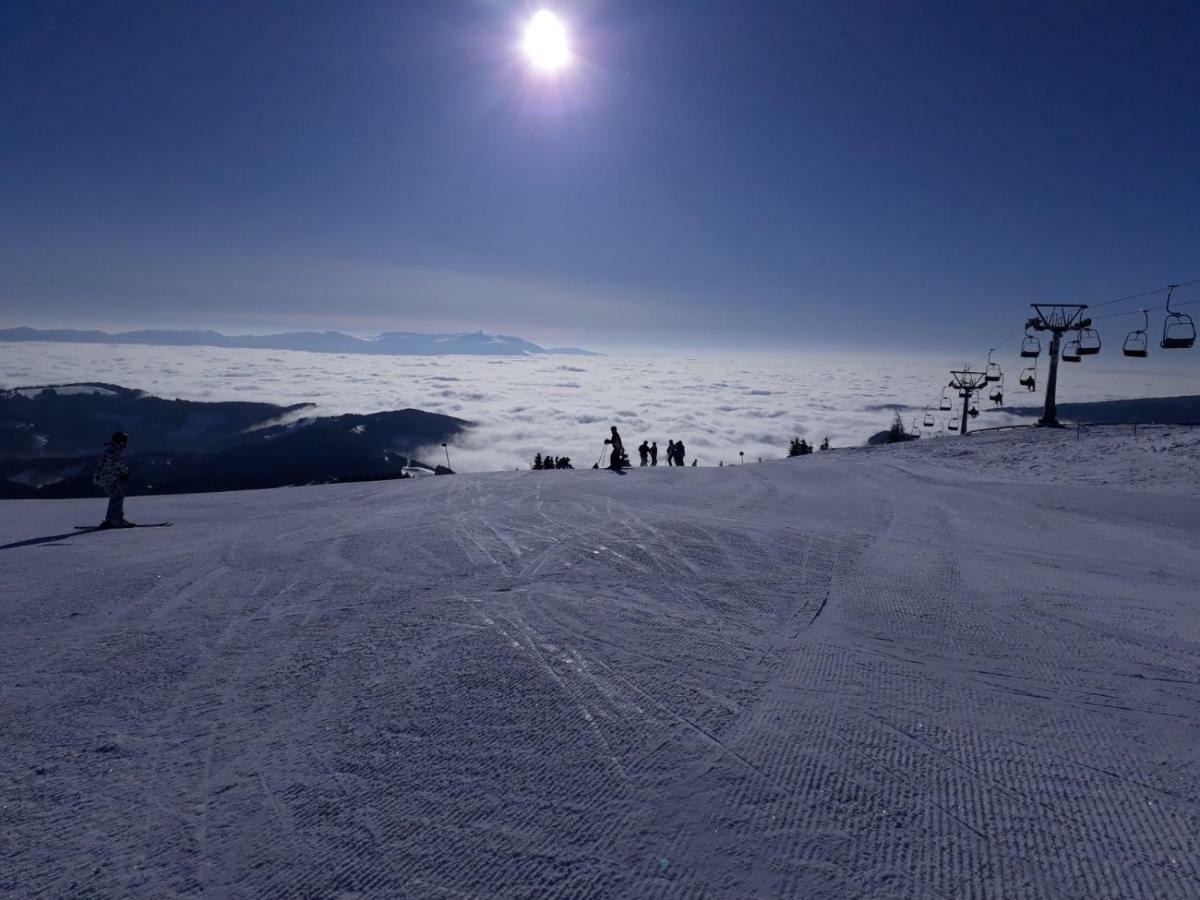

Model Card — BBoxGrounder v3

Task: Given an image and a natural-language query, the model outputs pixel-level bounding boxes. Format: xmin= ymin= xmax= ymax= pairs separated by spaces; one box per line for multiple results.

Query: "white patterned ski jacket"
xmin=93 ymin=442 xmax=129 ymax=490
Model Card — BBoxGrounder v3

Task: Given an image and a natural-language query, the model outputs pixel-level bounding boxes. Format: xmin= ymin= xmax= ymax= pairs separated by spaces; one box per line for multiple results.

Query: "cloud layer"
xmin=3 ymin=343 xmax=1198 ymax=473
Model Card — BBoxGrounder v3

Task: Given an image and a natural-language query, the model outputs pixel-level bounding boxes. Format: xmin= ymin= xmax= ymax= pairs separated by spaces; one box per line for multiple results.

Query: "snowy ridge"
xmin=0 ymin=327 xmax=597 ymax=357
xmin=3 ymin=429 xmax=1199 ymax=897
xmin=867 ymin=425 xmax=1200 ymax=495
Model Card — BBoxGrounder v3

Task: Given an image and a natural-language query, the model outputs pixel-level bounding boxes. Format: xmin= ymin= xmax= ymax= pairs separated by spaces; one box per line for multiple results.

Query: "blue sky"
xmin=2 ymin=1 xmax=1197 ymax=349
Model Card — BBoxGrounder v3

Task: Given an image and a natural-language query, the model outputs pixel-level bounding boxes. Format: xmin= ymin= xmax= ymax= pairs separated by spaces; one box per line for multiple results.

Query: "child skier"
xmin=93 ymin=432 xmax=133 ymax=528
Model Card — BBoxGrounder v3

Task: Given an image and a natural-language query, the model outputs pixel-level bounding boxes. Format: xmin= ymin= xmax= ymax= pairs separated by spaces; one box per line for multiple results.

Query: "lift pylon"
xmin=1027 ymin=304 xmax=1089 ymax=427
xmin=948 ymin=369 xmax=988 ymax=435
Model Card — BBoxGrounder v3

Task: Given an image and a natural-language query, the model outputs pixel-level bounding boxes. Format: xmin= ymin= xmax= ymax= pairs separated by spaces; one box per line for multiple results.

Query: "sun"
xmin=523 ymin=9 xmax=571 ymax=73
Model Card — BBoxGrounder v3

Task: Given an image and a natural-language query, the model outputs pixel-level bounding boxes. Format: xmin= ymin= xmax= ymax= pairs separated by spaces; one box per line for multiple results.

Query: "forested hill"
xmin=1003 ymin=394 xmax=1200 ymax=424
xmin=0 ymin=384 xmax=467 ymax=498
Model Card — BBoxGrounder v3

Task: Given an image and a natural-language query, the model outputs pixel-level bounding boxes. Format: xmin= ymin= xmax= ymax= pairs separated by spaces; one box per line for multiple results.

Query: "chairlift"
xmin=939 ymin=388 xmax=952 ymax=411
xmin=1077 ymin=326 xmax=1101 ymax=356
xmin=911 ymin=417 xmax=920 ymax=436
xmin=1018 ymin=366 xmax=1036 ymax=390
xmin=1122 ymin=309 xmax=1149 ymax=358
xmin=1161 ymin=284 xmax=1196 ymax=349
xmin=947 ymin=419 xmax=958 ymax=432
xmin=923 ymin=407 xmax=935 ymax=428
xmin=1062 ymin=336 xmax=1081 ymax=363
xmin=1020 ymin=329 xmax=1041 ymax=358
xmin=987 ymin=369 xmax=1004 ymax=405
xmin=984 ymin=349 xmax=1002 ymax=382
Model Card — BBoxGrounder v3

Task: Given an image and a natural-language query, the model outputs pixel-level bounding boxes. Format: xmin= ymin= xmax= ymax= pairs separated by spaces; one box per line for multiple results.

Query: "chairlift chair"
xmin=939 ymin=389 xmax=952 ymax=411
xmin=988 ymin=371 xmax=1004 ymax=405
xmin=984 ymin=349 xmax=1002 ymax=382
xmin=1161 ymin=285 xmax=1196 ymax=349
xmin=1077 ymin=326 xmax=1101 ymax=356
xmin=1122 ymin=309 xmax=1149 ymax=358
xmin=947 ymin=419 xmax=958 ymax=432
xmin=923 ymin=407 xmax=935 ymax=428
xmin=1020 ymin=330 xmax=1041 ymax=358
xmin=1018 ymin=366 xmax=1036 ymax=390
xmin=1062 ymin=337 xmax=1082 ymax=363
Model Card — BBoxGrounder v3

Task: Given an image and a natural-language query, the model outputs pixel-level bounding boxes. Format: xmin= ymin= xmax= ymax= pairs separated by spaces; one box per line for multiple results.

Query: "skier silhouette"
xmin=93 ymin=432 xmax=132 ymax=528
xmin=604 ymin=426 xmax=625 ymax=470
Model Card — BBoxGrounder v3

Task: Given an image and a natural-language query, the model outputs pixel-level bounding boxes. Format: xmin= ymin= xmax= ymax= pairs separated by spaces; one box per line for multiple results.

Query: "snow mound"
xmin=9 ymin=383 xmax=121 ymax=398
xmin=3 ymin=431 xmax=1198 ymax=897
xmin=870 ymin=424 xmax=1200 ymax=494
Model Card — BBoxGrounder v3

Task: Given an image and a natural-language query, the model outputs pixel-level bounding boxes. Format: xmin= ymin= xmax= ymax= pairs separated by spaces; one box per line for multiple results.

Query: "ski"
xmin=74 ymin=522 xmax=173 ymax=530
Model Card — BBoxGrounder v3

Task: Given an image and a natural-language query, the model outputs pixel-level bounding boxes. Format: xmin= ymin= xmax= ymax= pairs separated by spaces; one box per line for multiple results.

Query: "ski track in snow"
xmin=2 ymin=430 xmax=1199 ymax=898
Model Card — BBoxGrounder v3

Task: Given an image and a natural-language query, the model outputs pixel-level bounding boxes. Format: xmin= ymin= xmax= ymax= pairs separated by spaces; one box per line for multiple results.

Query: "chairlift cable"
xmin=1083 ymin=278 xmax=1200 ymax=312
xmin=1087 ymin=296 xmax=1200 ymax=321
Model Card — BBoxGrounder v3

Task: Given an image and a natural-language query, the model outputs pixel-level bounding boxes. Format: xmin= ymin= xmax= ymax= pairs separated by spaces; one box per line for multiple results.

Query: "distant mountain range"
xmin=0 ymin=328 xmax=597 ymax=357
xmin=0 ymin=383 xmax=468 ymax=498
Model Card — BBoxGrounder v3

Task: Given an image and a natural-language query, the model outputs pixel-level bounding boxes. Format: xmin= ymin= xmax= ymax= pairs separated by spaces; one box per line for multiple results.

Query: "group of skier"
xmin=602 ymin=426 xmax=689 ymax=470
xmin=93 ymin=424 xmax=698 ymax=523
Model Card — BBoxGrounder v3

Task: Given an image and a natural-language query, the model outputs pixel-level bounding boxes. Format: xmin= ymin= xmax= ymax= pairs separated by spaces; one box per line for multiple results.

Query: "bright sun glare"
xmin=523 ymin=9 xmax=570 ymax=73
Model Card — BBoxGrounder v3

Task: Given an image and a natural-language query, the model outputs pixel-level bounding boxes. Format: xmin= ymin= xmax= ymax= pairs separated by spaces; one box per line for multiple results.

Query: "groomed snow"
xmin=2 ymin=429 xmax=1198 ymax=897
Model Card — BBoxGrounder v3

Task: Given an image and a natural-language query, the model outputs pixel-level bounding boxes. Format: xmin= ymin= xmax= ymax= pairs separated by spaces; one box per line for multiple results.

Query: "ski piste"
xmin=74 ymin=522 xmax=173 ymax=530
xmin=4 ymin=427 xmax=1200 ymax=898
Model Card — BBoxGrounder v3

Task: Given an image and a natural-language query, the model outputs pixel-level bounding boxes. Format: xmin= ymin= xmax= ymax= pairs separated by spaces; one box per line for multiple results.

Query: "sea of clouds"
xmin=3 ymin=342 xmax=1197 ymax=472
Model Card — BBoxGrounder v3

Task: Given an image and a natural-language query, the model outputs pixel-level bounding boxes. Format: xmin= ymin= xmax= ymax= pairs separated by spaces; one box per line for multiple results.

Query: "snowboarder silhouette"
xmin=93 ymin=432 xmax=133 ymax=528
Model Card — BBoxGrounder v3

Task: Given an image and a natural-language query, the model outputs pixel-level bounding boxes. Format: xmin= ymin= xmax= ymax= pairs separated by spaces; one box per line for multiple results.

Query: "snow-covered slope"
xmin=868 ymin=424 xmax=1200 ymax=494
xmin=3 ymin=430 xmax=1199 ymax=898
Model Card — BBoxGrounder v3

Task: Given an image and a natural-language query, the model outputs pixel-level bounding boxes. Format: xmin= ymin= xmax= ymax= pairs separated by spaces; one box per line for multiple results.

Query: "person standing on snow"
xmin=674 ymin=439 xmax=686 ymax=467
xmin=93 ymin=432 xmax=133 ymax=528
xmin=650 ymin=441 xmax=658 ymax=466
xmin=604 ymin=426 xmax=625 ymax=470
xmin=638 ymin=441 xmax=650 ymax=466
xmin=666 ymin=440 xmax=676 ymax=466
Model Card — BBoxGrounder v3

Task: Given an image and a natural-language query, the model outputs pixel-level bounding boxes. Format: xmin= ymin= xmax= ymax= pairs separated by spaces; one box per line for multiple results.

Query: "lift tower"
xmin=1027 ymin=304 xmax=1089 ymax=427
xmin=948 ymin=370 xmax=988 ymax=435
